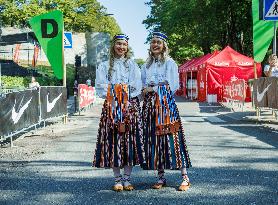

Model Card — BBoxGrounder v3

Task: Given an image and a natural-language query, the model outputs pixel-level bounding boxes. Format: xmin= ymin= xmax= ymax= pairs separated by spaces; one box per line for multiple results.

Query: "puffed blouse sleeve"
xmin=95 ymin=61 xmax=109 ymax=98
xmin=129 ymin=60 xmax=142 ymax=98
xmin=165 ymin=58 xmax=179 ymax=93
xmin=141 ymin=63 xmax=147 ymax=88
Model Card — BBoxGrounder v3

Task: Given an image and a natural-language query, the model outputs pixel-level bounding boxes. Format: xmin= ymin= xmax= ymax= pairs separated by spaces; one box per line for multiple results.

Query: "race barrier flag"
xmin=78 ymin=84 xmax=96 ymax=109
xmin=253 ymin=77 xmax=278 ymax=109
xmin=0 ymin=89 xmax=40 ymax=136
xmin=40 ymin=87 xmax=67 ymax=120
xmin=29 ymin=10 xmax=64 ymax=79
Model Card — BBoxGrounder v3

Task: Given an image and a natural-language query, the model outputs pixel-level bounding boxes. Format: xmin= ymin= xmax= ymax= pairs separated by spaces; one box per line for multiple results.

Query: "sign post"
xmin=63 ymin=32 xmax=72 ymax=87
xmin=264 ymin=0 xmax=278 ymax=54
xmin=0 ymin=20 xmax=2 ymax=89
xmin=274 ymin=21 xmax=277 ymax=54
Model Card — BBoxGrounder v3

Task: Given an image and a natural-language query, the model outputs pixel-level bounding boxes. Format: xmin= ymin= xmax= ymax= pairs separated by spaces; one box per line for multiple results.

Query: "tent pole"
xmin=254 ymin=62 xmax=257 ymax=79
xmin=253 ymin=62 xmax=257 ymax=118
xmin=191 ymin=71 xmax=193 ymax=100
xmin=274 ymin=21 xmax=277 ymax=55
xmin=185 ymin=72 xmax=188 ymax=98
xmin=196 ymin=72 xmax=198 ymax=101
xmin=183 ymin=73 xmax=186 ymax=97
xmin=206 ymin=70 xmax=208 ymax=102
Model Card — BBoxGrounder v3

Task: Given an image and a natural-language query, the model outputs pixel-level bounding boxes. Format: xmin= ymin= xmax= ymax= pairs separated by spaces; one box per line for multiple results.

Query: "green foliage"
xmin=144 ymin=0 xmax=253 ymax=64
xmin=36 ymin=76 xmax=61 ymax=86
xmin=1 ymin=75 xmax=61 ymax=88
xmin=175 ymin=46 xmax=204 ymax=65
xmin=1 ymin=75 xmax=28 ymax=88
xmin=35 ymin=64 xmax=75 ymax=88
xmin=1 ymin=64 xmax=75 ymax=92
xmin=210 ymin=45 xmax=222 ymax=53
xmin=135 ymin=58 xmax=145 ymax=67
xmin=0 ymin=0 xmax=121 ymax=37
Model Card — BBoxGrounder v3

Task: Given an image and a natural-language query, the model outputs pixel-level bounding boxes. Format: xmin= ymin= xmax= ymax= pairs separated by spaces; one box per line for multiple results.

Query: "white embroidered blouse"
xmin=141 ymin=57 xmax=179 ymax=92
xmin=95 ymin=58 xmax=142 ymax=98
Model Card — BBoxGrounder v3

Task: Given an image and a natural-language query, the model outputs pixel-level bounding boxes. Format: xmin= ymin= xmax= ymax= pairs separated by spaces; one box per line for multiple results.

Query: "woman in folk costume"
xmin=141 ymin=32 xmax=192 ymax=191
xmin=92 ymin=34 xmax=144 ymax=192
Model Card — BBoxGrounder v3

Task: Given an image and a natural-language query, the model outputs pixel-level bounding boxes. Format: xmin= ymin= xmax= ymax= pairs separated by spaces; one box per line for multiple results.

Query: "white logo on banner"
xmin=200 ymin=81 xmax=204 ymax=89
xmin=257 ymin=83 xmax=272 ymax=102
xmin=214 ymin=62 xmax=229 ymax=66
xmin=237 ymin=62 xmax=253 ymax=66
xmin=12 ymin=98 xmax=33 ymax=124
xmin=47 ymin=93 xmax=62 ymax=113
xmin=231 ymin=75 xmax=238 ymax=82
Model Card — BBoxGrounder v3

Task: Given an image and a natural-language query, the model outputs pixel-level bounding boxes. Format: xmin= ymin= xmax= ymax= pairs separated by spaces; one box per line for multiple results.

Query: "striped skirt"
xmin=93 ymin=97 xmax=144 ymax=168
xmin=142 ymin=86 xmax=191 ymax=170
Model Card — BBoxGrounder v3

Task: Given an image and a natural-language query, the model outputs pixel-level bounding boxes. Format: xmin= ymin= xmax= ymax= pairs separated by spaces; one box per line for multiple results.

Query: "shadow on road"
xmin=1 ymin=158 xmax=277 ymax=205
xmin=191 ymin=102 xmax=278 ymax=149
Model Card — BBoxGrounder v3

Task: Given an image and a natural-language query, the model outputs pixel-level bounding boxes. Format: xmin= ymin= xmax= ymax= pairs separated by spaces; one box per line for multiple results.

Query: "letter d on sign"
xmin=41 ymin=19 xmax=58 ymax=38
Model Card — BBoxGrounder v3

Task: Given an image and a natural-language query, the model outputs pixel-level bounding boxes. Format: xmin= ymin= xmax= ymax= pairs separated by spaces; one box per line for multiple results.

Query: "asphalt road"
xmin=1 ymin=99 xmax=277 ymax=205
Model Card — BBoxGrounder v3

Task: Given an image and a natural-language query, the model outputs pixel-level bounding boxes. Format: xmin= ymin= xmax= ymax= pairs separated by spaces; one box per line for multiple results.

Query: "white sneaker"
xmin=122 ymin=175 xmax=134 ymax=191
xmin=112 ymin=176 xmax=123 ymax=192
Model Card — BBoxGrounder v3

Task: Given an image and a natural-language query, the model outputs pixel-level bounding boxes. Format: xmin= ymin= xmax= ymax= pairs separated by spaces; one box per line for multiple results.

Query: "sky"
xmin=97 ymin=0 xmax=150 ymax=60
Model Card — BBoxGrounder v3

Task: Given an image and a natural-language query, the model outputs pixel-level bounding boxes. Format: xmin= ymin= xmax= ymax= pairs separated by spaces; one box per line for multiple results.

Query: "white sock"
xmin=181 ymin=168 xmax=189 ymax=185
xmin=112 ymin=167 xmax=122 ymax=186
xmin=157 ymin=169 xmax=166 ymax=184
xmin=123 ymin=165 xmax=132 ymax=186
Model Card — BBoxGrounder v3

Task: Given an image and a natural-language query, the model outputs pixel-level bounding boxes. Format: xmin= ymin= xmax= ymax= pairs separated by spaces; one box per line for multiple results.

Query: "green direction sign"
xmin=29 ymin=10 xmax=64 ymax=79
xmin=253 ymin=0 xmax=275 ymax=62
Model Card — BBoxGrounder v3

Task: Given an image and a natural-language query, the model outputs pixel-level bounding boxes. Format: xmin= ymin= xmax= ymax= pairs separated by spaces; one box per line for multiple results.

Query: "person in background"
xmin=73 ymin=80 xmax=78 ymax=96
xmin=29 ymin=76 xmax=40 ymax=89
xmin=264 ymin=54 xmax=278 ymax=77
xmin=86 ymin=78 xmax=92 ymax=86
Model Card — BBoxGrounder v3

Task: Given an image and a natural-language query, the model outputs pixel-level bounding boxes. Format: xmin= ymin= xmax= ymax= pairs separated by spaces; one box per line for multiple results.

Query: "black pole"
xmin=74 ymin=55 xmax=81 ymax=113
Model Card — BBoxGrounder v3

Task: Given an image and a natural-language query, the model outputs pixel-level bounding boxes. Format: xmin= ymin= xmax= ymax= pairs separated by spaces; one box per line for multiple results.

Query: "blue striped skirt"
xmin=93 ymin=97 xmax=145 ymax=168
xmin=142 ymin=86 xmax=191 ymax=170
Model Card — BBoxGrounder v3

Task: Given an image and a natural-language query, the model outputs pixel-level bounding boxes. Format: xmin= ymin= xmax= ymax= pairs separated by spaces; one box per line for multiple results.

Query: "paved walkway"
xmin=1 ymin=99 xmax=277 ymax=205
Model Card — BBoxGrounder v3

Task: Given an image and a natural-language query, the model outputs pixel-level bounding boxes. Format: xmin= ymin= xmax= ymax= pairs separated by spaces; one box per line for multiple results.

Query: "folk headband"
xmin=113 ymin=34 xmax=129 ymax=42
xmin=152 ymin=31 xmax=168 ymax=42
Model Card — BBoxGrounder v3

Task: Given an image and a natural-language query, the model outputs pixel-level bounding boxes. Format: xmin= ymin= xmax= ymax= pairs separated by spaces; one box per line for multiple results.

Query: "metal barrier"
xmin=222 ymin=79 xmax=246 ymax=111
xmin=0 ymin=86 xmax=67 ymax=146
xmin=0 ymin=87 xmax=25 ymax=94
xmin=252 ymin=77 xmax=278 ymax=121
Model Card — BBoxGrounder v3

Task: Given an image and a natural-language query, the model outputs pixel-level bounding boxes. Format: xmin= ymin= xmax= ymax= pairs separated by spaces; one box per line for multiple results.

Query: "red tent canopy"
xmin=207 ymin=46 xmax=254 ymax=67
xmin=204 ymin=46 xmax=262 ymax=101
xmin=179 ymin=58 xmax=197 ymax=73
xmin=197 ymin=51 xmax=220 ymax=70
xmin=178 ymin=46 xmax=261 ymax=102
xmin=179 ymin=52 xmax=218 ymax=73
xmin=185 ymin=53 xmax=213 ymax=72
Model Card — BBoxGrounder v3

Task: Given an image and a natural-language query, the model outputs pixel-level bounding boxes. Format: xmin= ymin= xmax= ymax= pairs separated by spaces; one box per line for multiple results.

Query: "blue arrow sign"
xmin=64 ymin=32 xmax=72 ymax=48
xmin=264 ymin=0 xmax=278 ymax=20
